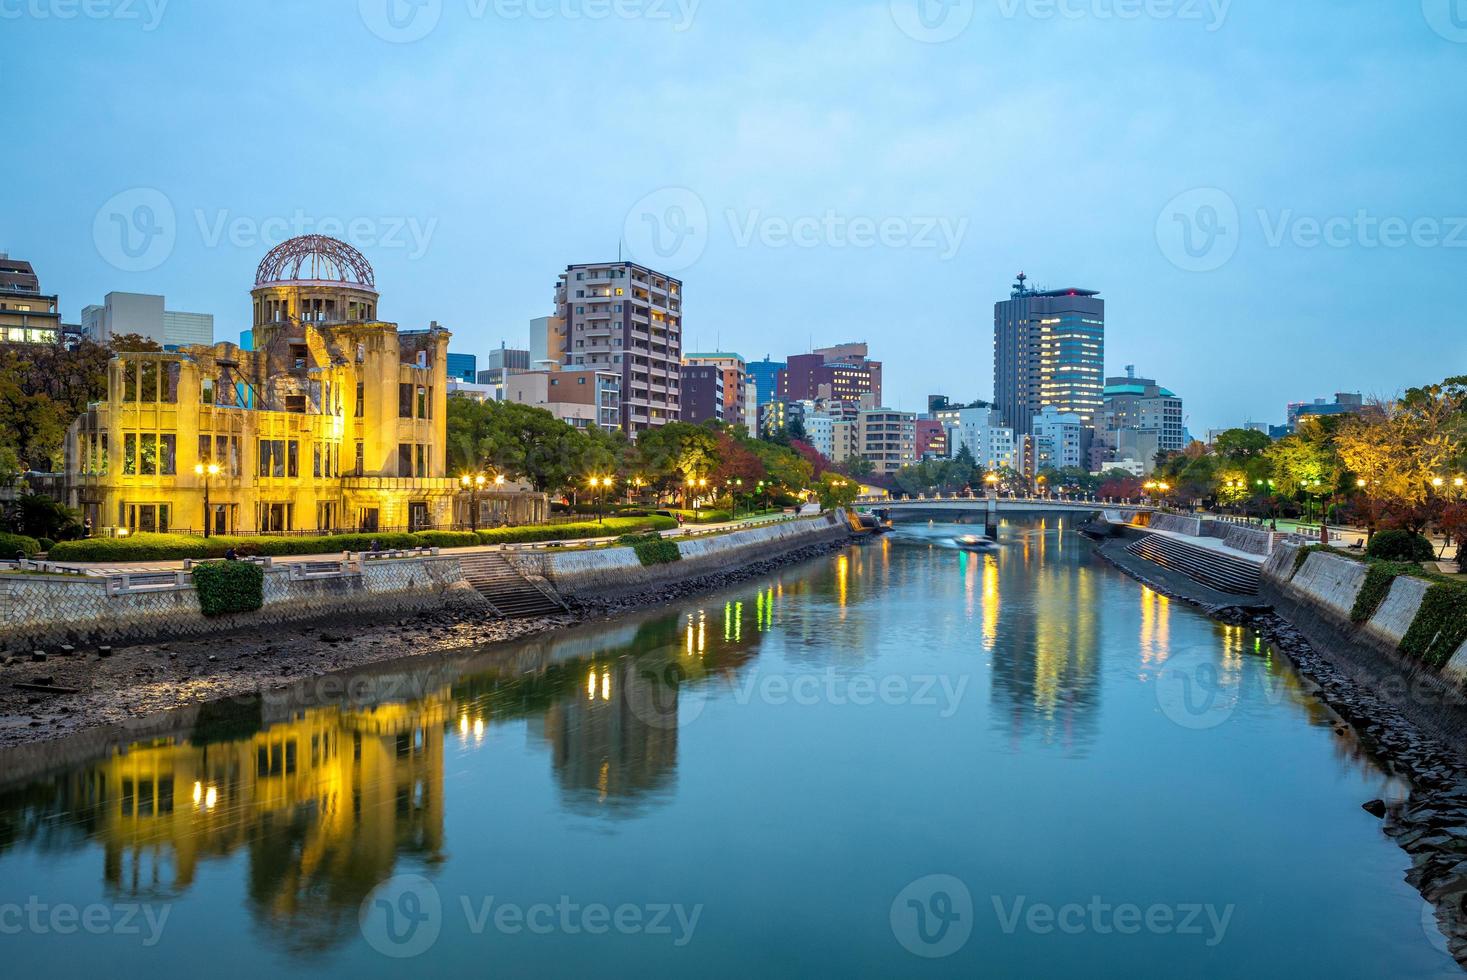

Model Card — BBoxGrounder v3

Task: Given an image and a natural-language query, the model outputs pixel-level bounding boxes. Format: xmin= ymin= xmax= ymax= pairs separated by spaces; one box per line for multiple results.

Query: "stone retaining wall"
xmin=1149 ymin=513 xmax=1203 ymax=537
xmin=510 ymin=513 xmax=852 ymax=600
xmin=0 ymin=556 xmax=470 ymax=648
xmin=1262 ymin=546 xmax=1467 ymax=736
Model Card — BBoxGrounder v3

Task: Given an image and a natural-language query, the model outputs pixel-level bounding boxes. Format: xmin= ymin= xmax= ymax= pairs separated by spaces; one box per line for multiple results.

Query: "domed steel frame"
xmin=254 ymin=235 xmax=376 ymax=289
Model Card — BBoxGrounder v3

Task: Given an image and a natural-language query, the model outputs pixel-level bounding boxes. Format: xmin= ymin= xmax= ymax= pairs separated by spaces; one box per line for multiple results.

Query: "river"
xmin=0 ymin=520 xmax=1455 ymax=977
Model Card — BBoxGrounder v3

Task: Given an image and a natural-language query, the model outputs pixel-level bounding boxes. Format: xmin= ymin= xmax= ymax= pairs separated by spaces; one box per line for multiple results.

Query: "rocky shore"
xmin=1090 ymin=535 xmax=1467 ymax=967
xmin=0 ymin=535 xmax=855 ymax=751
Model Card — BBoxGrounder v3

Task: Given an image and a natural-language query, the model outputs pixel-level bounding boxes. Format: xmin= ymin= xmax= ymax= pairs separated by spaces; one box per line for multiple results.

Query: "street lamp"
xmin=194 ymin=462 xmax=221 ymax=537
xmin=588 ymin=476 xmax=611 ymax=525
xmin=461 ymin=473 xmax=490 ymax=531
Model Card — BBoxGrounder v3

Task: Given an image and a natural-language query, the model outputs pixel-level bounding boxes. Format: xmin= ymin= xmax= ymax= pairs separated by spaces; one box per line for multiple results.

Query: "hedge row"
xmin=193 ymin=561 xmax=265 ymax=616
xmin=1350 ymin=562 xmax=1413 ymax=625
xmin=47 ymin=516 xmax=677 ymax=563
xmin=0 ymin=533 xmax=42 ymax=558
xmin=621 ymin=533 xmax=682 ymax=566
xmin=1399 ymin=582 xmax=1467 ymax=669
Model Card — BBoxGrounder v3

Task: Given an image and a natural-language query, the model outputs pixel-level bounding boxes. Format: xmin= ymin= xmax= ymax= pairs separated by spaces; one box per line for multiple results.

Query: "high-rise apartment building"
xmin=0 ymin=254 xmax=62 ymax=345
xmin=81 ymin=291 xmax=215 ymax=348
xmin=914 ymin=419 xmax=949 ymax=460
xmin=529 ymin=316 xmax=566 ymax=371
xmin=779 ymin=343 xmax=882 ymax=406
xmin=555 ymin=262 xmax=682 ymax=435
xmin=993 ymin=273 xmax=1104 ymax=439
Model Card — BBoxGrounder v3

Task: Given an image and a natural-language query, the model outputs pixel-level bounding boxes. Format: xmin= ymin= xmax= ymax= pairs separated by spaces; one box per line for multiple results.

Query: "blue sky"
xmin=6 ymin=0 xmax=1466 ymax=433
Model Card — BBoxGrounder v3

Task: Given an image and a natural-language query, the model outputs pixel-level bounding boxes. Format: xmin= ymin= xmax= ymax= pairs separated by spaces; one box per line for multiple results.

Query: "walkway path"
xmin=42 ymin=513 xmax=799 ymax=576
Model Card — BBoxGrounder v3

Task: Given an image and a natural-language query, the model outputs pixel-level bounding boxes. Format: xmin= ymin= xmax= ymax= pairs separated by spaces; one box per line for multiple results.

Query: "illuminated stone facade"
xmin=65 ymin=236 xmax=456 ymax=534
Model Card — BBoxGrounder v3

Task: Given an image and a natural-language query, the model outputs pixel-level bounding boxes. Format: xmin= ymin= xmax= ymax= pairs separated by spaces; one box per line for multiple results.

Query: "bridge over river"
xmin=854 ymin=495 xmax=1154 ymax=520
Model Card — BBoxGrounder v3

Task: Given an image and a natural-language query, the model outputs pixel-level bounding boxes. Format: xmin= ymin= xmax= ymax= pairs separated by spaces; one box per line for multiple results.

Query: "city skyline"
xmin=7 ymin=2 xmax=1466 ymax=434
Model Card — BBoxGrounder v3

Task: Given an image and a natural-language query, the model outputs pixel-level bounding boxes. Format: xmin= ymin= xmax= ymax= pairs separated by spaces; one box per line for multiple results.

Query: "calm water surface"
xmin=0 ymin=520 xmax=1457 ymax=978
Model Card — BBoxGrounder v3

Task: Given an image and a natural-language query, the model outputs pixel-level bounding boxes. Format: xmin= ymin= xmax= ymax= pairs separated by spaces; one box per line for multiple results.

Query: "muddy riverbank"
xmin=0 ymin=535 xmax=855 ymax=750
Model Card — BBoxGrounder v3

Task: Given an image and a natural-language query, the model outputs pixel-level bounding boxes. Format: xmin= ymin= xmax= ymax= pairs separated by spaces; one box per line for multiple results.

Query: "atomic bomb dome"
xmin=254 ymin=235 xmax=376 ymax=290
xmin=251 ymin=235 xmax=380 ymax=329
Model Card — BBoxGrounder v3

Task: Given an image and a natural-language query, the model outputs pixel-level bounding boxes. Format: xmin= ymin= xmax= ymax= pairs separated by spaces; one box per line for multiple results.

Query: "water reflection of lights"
xmin=1138 ymin=587 xmax=1171 ymax=666
xmin=982 ymin=556 xmax=1000 ymax=652
xmin=191 ymin=781 xmax=219 ymax=810
xmin=836 ymin=555 xmax=850 ymax=613
xmin=685 ymin=611 xmax=709 ymax=656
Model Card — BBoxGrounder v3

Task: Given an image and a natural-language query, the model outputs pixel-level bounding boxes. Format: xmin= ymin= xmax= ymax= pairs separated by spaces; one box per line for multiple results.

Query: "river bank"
xmin=0 ymin=530 xmax=855 ymax=752
xmin=1091 ymin=533 xmax=1467 ymax=966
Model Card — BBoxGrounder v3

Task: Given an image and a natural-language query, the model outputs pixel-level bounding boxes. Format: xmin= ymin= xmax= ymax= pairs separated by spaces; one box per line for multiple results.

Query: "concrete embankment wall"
xmin=1262 ymin=545 xmax=1467 ymax=742
xmin=511 ymin=513 xmax=853 ymax=600
xmin=0 ymin=557 xmax=470 ymax=649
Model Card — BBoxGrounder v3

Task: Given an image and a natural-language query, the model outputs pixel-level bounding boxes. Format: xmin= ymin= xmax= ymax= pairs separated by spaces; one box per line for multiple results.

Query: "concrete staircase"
xmin=1126 ymin=533 xmax=1262 ymax=596
xmin=457 ymin=551 xmax=568 ymax=618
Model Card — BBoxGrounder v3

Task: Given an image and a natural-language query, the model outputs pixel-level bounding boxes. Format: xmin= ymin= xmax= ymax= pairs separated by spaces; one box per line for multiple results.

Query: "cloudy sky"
xmin=7 ymin=0 xmax=1467 ymax=433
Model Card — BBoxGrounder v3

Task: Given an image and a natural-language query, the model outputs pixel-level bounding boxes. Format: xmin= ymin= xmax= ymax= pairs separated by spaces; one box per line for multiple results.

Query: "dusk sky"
xmin=7 ymin=0 xmax=1466 ymax=433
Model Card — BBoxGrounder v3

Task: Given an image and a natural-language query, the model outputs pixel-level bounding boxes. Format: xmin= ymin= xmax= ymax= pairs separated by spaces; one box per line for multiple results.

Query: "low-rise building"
xmin=945 ymin=407 xmax=1016 ymax=472
xmin=679 ymin=363 xmax=725 ymax=424
xmin=81 ymin=291 xmax=215 ymax=348
xmin=0 ymin=254 xmax=62 ymax=346
xmin=505 ymin=368 xmax=622 ymax=433
xmin=915 ymin=419 xmax=948 ymax=460
xmin=1032 ymin=406 xmax=1084 ymax=471
xmin=64 ymin=236 xmax=456 ymax=535
xmin=857 ymin=409 xmax=915 ymax=476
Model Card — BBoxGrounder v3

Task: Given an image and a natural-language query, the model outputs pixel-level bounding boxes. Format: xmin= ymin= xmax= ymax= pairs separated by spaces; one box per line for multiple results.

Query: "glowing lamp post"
xmin=194 ymin=462 xmax=221 ymax=537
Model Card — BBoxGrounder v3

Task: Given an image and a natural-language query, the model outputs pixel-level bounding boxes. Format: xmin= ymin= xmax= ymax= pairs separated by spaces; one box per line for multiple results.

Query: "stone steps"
xmin=457 ymin=552 xmax=567 ymax=618
xmin=1126 ymin=533 xmax=1262 ymax=596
